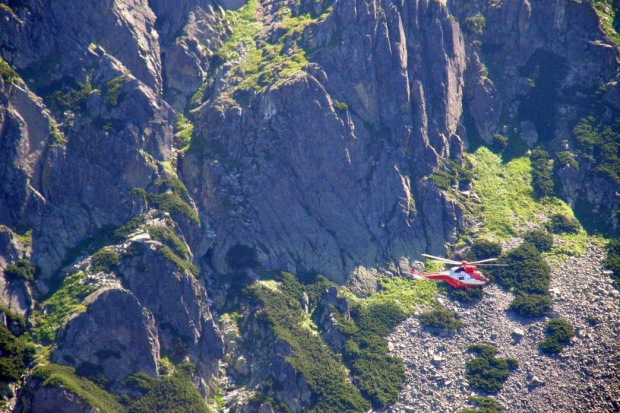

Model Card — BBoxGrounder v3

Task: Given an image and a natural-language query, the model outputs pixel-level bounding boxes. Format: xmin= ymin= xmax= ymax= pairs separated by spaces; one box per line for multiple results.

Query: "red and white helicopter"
xmin=410 ymin=254 xmax=505 ymax=289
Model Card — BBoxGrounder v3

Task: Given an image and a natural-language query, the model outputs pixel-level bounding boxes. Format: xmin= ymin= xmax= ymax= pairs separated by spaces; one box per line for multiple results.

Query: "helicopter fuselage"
xmin=411 ymin=265 xmax=490 ymax=288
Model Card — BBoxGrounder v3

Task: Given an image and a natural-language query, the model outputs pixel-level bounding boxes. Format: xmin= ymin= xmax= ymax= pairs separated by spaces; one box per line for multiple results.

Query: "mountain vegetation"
xmin=0 ymin=0 xmax=618 ymax=411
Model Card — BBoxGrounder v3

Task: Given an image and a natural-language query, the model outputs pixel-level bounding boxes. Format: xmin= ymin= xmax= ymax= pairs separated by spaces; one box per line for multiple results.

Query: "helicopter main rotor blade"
xmin=468 ymin=258 xmax=499 ymax=264
xmin=476 ymin=263 xmax=509 ymax=267
xmin=421 ymin=254 xmax=461 ymax=265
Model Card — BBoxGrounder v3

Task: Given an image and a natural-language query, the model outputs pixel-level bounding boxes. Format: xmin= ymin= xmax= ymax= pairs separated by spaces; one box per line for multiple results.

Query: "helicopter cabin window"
xmin=458 ymin=276 xmax=465 ymax=280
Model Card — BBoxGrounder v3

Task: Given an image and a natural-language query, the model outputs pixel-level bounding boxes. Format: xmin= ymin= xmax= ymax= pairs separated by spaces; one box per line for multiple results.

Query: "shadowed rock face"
xmin=52 ymin=288 xmax=160 ymax=386
xmin=119 ymin=243 xmax=223 ymax=378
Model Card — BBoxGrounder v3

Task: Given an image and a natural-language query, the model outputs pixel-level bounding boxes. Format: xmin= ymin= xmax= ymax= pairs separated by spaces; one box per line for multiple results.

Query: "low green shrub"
xmin=32 ymin=272 xmax=99 ymax=344
xmin=429 ymin=160 xmax=473 ymax=191
xmin=113 ymin=216 xmax=144 ymax=240
xmin=490 ymin=243 xmax=550 ymax=295
xmin=49 ymin=81 xmax=92 ymax=113
xmin=446 ymin=286 xmax=484 ymax=303
xmin=75 ymin=361 xmax=108 ymax=388
xmin=352 ymin=353 xmax=405 ymax=408
xmin=33 ymin=363 xmax=124 ymax=413
xmin=547 ymin=214 xmax=580 ymax=234
xmin=146 ymin=226 xmax=190 ymax=260
xmin=174 ymin=115 xmax=194 ymax=148
xmin=465 ymin=344 xmax=518 ymax=393
xmin=0 ymin=306 xmax=27 ymax=333
xmin=127 ymin=365 xmax=209 ymax=413
xmin=0 ymin=325 xmax=34 ymax=382
xmin=337 ymin=300 xmax=408 ymax=407
xmin=464 ymin=14 xmax=486 ymax=35
xmin=522 ymin=230 xmax=553 ymax=252
xmin=155 ymin=178 xmax=190 ymax=199
xmin=158 ymin=246 xmax=198 ymax=278
xmin=90 ymin=249 xmax=119 ymax=273
xmin=121 ymin=372 xmax=155 ymax=397
xmin=250 ymin=281 xmax=370 ymax=411
xmin=0 ymin=57 xmax=18 ymax=83
xmin=603 ymin=238 xmax=620 ymax=284
xmin=147 ymin=193 xmax=199 ymax=224
xmin=491 ymin=134 xmax=508 ymax=152
xmin=530 ymin=149 xmax=554 ymax=198
xmin=539 ymin=318 xmax=573 ymax=354
xmin=573 ymin=115 xmax=620 ymax=184
xmin=334 ymin=101 xmax=349 ymax=111
xmin=419 ymin=307 xmax=463 ymax=331
xmin=461 ymin=395 xmax=504 ymax=412
xmin=508 ymin=293 xmax=551 ymax=317
xmin=466 ymin=239 xmax=502 ymax=261
xmin=4 ymin=260 xmax=36 ymax=282
xmin=130 ymin=188 xmax=199 ymax=224
xmin=554 ymin=151 xmax=579 ymax=171
xmin=104 ymin=77 xmax=125 ymax=107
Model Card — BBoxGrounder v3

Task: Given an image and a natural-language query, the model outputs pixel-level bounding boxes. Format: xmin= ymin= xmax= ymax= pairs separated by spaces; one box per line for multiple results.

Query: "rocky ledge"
xmin=385 ymin=243 xmax=620 ymax=412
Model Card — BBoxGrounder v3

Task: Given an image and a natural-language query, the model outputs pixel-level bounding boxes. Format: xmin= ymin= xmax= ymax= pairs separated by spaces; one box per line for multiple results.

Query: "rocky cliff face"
xmin=181 ymin=0 xmax=469 ymax=284
xmin=452 ymin=0 xmax=620 ymax=232
xmin=0 ymin=0 xmax=618 ymax=411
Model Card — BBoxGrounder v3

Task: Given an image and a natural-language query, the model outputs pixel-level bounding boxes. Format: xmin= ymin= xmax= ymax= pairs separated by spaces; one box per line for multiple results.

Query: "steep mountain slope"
xmin=0 ymin=0 xmax=618 ymax=411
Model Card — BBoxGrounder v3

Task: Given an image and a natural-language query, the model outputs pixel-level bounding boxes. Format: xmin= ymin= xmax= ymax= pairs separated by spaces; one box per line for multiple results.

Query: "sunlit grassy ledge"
xmin=467 ymin=147 xmax=587 ymax=258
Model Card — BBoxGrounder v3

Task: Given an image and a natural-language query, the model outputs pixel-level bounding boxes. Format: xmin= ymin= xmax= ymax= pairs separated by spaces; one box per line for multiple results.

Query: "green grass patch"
xmin=216 ymin=0 xmax=262 ymax=63
xmin=33 ymin=363 xmax=124 ymax=413
xmin=32 ymin=272 xmax=99 ymax=344
xmin=333 ymin=100 xmax=349 ymax=111
xmin=49 ymin=122 xmax=66 ymax=146
xmin=215 ymin=0 xmax=332 ymax=95
xmin=350 ymin=276 xmax=437 ymax=315
xmin=189 ymin=82 xmax=206 ymax=109
xmin=468 ymin=147 xmax=587 ymax=256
